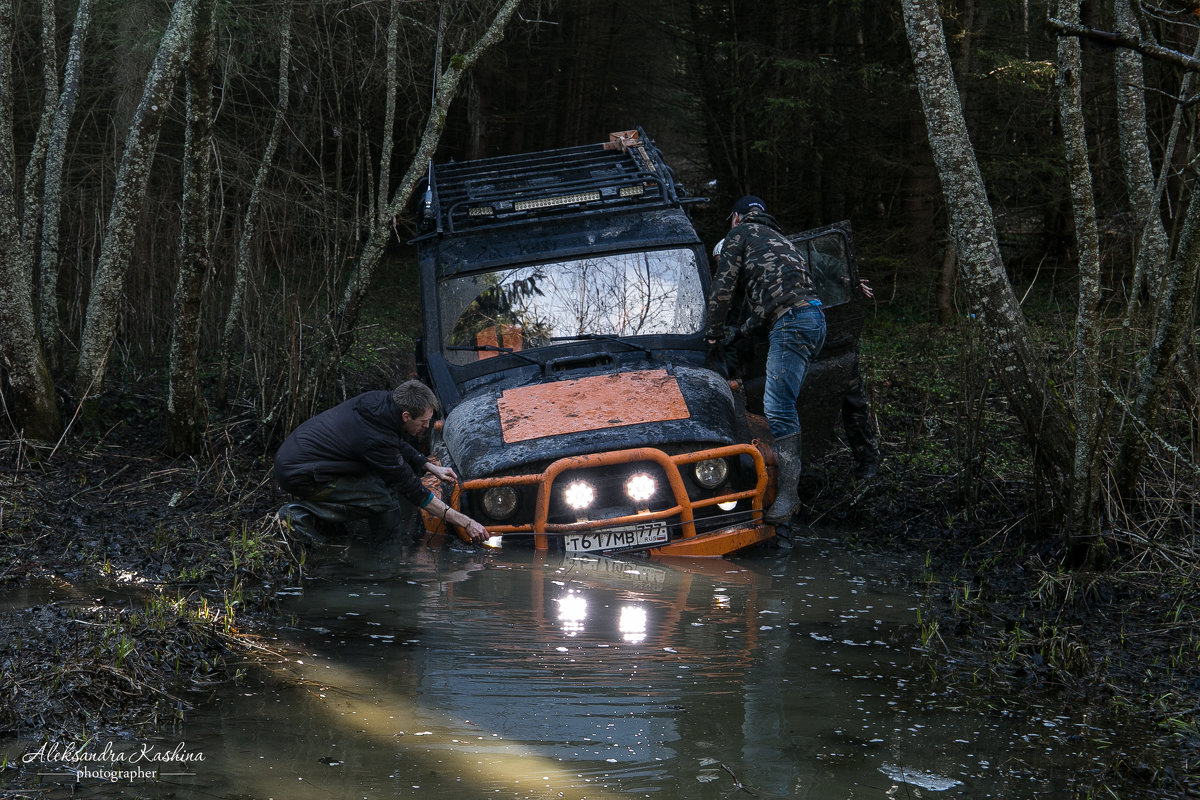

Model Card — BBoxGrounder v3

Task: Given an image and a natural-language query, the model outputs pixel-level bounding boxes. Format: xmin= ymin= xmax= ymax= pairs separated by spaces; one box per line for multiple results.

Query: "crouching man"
xmin=273 ymin=380 xmax=488 ymax=544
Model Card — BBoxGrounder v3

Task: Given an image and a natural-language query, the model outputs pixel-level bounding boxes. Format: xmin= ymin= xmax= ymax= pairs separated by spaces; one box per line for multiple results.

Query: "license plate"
xmin=564 ymin=521 xmax=670 ymax=552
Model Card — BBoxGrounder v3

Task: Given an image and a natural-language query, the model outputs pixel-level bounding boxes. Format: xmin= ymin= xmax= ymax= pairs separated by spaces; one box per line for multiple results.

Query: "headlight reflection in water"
xmin=619 ymin=605 xmax=648 ymax=643
xmin=556 ymin=591 xmax=587 ymax=634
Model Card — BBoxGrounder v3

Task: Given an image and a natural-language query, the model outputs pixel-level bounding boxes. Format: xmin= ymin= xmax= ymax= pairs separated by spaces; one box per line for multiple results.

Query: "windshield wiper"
xmin=447 ymin=344 xmax=543 ymax=366
xmin=549 ymin=333 xmax=654 ymax=357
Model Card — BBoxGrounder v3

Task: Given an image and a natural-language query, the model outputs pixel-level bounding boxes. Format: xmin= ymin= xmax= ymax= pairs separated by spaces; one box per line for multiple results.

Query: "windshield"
xmin=440 ymin=248 xmax=705 ymax=364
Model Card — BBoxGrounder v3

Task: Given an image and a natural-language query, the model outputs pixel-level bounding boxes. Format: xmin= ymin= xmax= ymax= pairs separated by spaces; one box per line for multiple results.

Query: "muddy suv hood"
xmin=442 ymin=363 xmax=742 ymax=477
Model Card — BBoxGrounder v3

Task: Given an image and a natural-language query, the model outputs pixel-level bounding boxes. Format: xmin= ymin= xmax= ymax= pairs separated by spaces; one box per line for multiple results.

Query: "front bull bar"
xmin=439 ymin=443 xmax=773 ymax=550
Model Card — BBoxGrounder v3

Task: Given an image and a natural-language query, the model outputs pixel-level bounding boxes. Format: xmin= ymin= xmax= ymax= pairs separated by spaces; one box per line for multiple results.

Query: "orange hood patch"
xmin=497 ymin=369 xmax=691 ymax=444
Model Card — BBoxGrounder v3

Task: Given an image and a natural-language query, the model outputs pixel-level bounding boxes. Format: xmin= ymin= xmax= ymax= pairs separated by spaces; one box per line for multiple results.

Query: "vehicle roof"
xmin=415 ymin=129 xmax=701 ymax=265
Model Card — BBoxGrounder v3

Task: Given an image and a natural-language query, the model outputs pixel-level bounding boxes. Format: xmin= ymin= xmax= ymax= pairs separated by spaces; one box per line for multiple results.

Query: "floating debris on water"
xmin=879 ymin=763 xmax=963 ymax=791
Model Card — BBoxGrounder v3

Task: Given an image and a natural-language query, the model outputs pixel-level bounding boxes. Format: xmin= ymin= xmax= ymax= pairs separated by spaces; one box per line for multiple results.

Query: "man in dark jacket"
xmin=705 ymin=195 xmax=826 ymax=522
xmin=274 ymin=380 xmax=488 ymax=543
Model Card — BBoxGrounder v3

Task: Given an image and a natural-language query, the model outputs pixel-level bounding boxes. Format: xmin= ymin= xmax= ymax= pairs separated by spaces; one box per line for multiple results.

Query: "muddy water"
xmin=11 ymin=534 xmax=1107 ymax=798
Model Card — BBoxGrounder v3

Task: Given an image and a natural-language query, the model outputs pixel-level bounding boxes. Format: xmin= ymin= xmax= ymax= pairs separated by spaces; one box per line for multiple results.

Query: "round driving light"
xmin=481 ymin=486 xmax=519 ymax=520
xmin=693 ymin=458 xmax=728 ymax=488
xmin=564 ymin=480 xmax=596 ymax=510
xmin=625 ymin=472 xmax=656 ymax=503
xmin=717 ymin=500 xmax=738 ymax=511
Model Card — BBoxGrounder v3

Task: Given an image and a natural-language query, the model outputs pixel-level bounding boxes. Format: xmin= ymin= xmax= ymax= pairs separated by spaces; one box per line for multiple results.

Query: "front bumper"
xmin=431 ymin=443 xmax=776 ymax=557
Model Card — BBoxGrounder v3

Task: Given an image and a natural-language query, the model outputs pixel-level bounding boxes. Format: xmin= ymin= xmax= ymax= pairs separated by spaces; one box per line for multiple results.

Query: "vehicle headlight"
xmin=563 ymin=480 xmax=595 ymax=510
xmin=693 ymin=458 xmax=728 ymax=488
xmin=481 ymin=486 xmax=519 ymax=520
xmin=625 ymin=472 xmax=656 ymax=503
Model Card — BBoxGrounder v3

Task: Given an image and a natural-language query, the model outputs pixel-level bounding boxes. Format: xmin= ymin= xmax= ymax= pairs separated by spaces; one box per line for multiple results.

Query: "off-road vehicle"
xmin=412 ymin=129 xmax=864 ymax=556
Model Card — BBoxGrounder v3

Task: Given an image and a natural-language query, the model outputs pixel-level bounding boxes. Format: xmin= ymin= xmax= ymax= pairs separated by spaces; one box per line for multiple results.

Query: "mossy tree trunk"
xmin=1054 ymin=0 xmax=1104 ymax=546
xmin=0 ymin=0 xmax=61 ymax=441
xmin=1113 ymin=0 xmax=1170 ymax=314
xmin=165 ymin=0 xmax=215 ymax=456
xmin=900 ymin=0 xmax=1074 ymax=507
xmin=73 ymin=0 xmax=196 ymax=406
xmin=38 ymin=0 xmax=95 ymax=374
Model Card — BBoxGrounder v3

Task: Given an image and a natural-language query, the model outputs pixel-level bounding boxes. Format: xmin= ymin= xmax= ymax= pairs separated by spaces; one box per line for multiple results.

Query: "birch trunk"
xmin=39 ymin=0 xmax=95 ymax=369
xmin=73 ymin=0 xmax=195 ymax=403
xmin=1113 ymin=0 xmax=1169 ymax=309
xmin=165 ymin=0 xmax=215 ymax=455
xmin=900 ymin=0 xmax=1073 ymax=503
xmin=216 ymin=0 xmax=294 ymax=403
xmin=1055 ymin=0 xmax=1103 ymax=541
xmin=303 ymin=0 xmax=523 ymax=406
xmin=0 ymin=0 xmax=60 ymax=439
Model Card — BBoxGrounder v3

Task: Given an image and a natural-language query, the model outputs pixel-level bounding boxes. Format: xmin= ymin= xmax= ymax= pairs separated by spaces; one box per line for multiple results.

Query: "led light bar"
xmin=513 ymin=190 xmax=601 ymax=212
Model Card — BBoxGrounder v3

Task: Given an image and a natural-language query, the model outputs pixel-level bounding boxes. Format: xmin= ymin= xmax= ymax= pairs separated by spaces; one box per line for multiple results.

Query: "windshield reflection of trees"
xmin=444 ymin=249 xmax=704 ymax=362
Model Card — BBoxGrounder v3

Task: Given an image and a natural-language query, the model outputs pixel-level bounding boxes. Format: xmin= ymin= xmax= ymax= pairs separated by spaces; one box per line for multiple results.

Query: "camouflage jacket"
xmin=704 ymin=210 xmax=819 ymax=341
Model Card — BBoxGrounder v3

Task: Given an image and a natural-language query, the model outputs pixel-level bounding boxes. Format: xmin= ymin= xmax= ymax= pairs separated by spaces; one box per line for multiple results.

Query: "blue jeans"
xmin=763 ymin=305 xmax=826 ymax=439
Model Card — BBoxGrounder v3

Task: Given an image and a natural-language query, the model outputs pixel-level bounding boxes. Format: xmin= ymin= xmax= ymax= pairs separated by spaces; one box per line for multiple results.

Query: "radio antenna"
xmin=423 ymin=0 xmax=445 ymax=226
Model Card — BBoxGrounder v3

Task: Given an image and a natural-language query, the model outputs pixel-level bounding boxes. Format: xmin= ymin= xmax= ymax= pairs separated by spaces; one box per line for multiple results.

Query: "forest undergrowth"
xmin=1 ymin=299 xmax=1198 ymax=797
xmin=812 ymin=303 xmax=1200 ymax=799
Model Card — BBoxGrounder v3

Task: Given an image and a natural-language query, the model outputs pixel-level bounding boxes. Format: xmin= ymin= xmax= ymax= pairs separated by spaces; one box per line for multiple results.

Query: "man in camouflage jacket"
xmin=705 ymin=195 xmax=826 ymax=522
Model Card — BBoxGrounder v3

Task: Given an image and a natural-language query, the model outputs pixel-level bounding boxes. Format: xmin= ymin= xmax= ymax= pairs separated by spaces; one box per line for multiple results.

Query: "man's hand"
xmin=460 ymin=516 xmax=488 ymax=543
xmin=426 ymin=462 xmax=458 ymax=483
xmin=859 ymin=278 xmax=874 ymax=299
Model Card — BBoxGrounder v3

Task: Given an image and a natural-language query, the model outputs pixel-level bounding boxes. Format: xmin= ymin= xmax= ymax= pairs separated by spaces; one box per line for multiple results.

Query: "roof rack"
xmin=419 ymin=128 xmax=693 ymax=237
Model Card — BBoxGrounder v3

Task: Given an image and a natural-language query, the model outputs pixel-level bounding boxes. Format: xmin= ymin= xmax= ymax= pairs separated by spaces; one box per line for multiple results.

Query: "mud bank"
xmin=2 ymin=318 xmax=1198 ymax=798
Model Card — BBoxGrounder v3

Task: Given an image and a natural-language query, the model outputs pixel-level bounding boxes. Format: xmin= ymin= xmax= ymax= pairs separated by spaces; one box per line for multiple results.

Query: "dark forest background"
xmin=1 ymin=0 xmax=1195 ymax=534
xmin=2 ymin=0 xmax=1086 ymax=391
xmin=6 ymin=7 xmax=1200 ymax=788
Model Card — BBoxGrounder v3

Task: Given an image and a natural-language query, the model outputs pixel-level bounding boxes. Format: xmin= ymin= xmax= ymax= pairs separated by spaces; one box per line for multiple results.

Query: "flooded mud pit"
xmin=2 ymin=533 xmax=1123 ymax=799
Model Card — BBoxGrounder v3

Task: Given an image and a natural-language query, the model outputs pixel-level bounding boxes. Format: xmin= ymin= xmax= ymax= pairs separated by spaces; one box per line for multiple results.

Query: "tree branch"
xmin=1046 ymin=16 xmax=1200 ymax=71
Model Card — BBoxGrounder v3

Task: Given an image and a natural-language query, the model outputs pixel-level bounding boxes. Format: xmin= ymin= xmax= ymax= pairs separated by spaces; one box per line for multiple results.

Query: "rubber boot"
xmin=853 ymin=450 xmax=879 ymax=480
xmin=765 ymin=432 xmax=802 ymax=524
xmin=277 ymin=500 xmax=360 ymax=545
xmin=277 ymin=502 xmax=328 ymax=545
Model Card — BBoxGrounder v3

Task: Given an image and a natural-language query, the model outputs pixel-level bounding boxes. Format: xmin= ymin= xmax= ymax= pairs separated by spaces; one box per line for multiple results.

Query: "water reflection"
xmin=8 ymin=535 xmax=1114 ymax=798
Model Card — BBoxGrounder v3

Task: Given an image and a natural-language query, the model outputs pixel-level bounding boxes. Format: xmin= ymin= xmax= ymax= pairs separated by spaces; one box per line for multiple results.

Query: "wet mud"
xmin=2 ymin=337 xmax=1199 ymax=797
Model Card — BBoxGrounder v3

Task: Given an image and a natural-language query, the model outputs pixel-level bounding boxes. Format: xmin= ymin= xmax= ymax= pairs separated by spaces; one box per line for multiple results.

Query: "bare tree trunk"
xmin=377 ymin=0 xmax=402 ymax=224
xmin=900 ymin=0 xmax=1073 ymax=503
xmin=165 ymin=0 xmax=215 ymax=456
xmin=0 ymin=0 xmax=61 ymax=440
xmin=38 ymin=0 xmax=94 ymax=372
xmin=1114 ymin=0 xmax=1169 ymax=311
xmin=1055 ymin=0 xmax=1104 ymax=544
xmin=936 ymin=240 xmax=956 ymax=324
xmin=302 ymin=0 xmax=524 ymax=406
xmin=216 ymin=0 xmax=293 ymax=404
xmin=1115 ymin=188 xmax=1200 ymax=493
xmin=21 ymin=0 xmax=58 ymax=299
xmin=74 ymin=0 xmax=196 ymax=403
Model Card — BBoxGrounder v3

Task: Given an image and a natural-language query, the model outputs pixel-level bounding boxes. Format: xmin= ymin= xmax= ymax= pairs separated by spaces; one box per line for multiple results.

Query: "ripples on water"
xmin=22 ymin=533 xmax=1112 ymax=798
